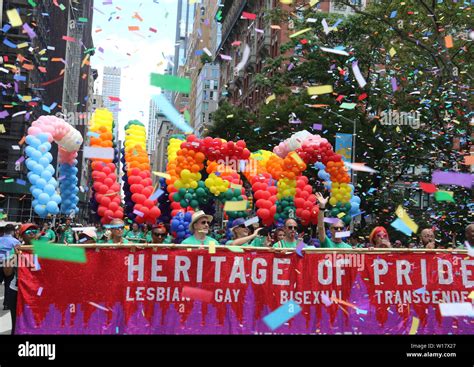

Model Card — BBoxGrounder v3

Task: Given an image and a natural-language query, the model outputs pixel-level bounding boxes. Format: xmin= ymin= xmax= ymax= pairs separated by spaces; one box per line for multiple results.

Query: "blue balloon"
xmin=31 ymin=150 xmax=42 ymax=161
xmin=32 ymin=188 xmax=42 ymax=199
xmin=44 ymin=184 xmax=55 ymax=196
xmin=38 ymin=193 xmax=50 ymax=205
xmin=348 ymin=184 xmax=354 ymax=192
xmin=51 ymin=194 xmax=61 ymax=204
xmin=36 ymin=178 xmax=46 ymax=189
xmin=47 ymin=179 xmax=57 ymax=187
xmin=41 ymin=170 xmax=53 ymax=181
xmin=177 ymin=231 xmax=185 ymax=238
xmin=317 ymin=170 xmax=326 ymax=180
xmin=352 ymin=196 xmax=361 ymax=204
xmin=35 ymin=204 xmax=46 ymax=217
xmin=32 ymin=199 xmax=38 ymax=207
xmin=39 ymin=157 xmax=49 ymax=168
xmin=37 ymin=133 xmax=50 ymax=143
xmin=44 ymin=153 xmax=53 ymax=163
xmin=46 ymin=165 xmax=55 ymax=174
xmin=350 ymin=202 xmax=360 ymax=212
xmin=26 ymin=159 xmax=36 ymax=170
xmin=29 ymin=173 xmax=40 ymax=185
xmin=25 ymin=146 xmax=35 ymax=157
xmin=33 ymin=164 xmax=43 ymax=175
xmin=46 ymin=201 xmax=59 ymax=214
xmin=314 ymin=162 xmax=326 ymax=170
xmin=27 ymin=136 xmax=41 ymax=148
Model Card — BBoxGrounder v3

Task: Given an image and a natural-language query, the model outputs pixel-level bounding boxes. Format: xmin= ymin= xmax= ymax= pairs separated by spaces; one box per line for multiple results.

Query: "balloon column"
xmin=88 ymin=109 xmax=123 ymax=224
xmin=25 ymin=115 xmax=83 ymax=217
xmin=122 ymin=121 xmax=161 ymax=224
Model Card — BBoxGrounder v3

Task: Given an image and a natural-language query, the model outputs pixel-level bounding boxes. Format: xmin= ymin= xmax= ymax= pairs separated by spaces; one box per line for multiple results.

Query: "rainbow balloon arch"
xmin=24 ymin=109 xmax=361 ymax=232
xmin=165 ymin=132 xmax=360 ymax=240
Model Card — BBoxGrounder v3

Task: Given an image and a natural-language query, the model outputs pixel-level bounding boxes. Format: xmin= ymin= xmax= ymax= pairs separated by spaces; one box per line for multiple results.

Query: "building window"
xmin=212 ymin=69 xmax=219 ymax=78
xmin=203 ymin=102 xmax=209 ymax=111
xmin=209 ymin=91 xmax=213 ymax=100
xmin=202 ymin=113 xmax=206 ymax=123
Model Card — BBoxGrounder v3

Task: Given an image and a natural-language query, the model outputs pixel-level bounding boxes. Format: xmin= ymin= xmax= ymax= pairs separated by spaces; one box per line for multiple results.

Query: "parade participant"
xmin=181 ymin=211 xmax=216 ymax=245
xmin=148 ymin=223 xmax=173 ymax=244
xmin=106 ymin=219 xmax=129 ymax=244
xmin=393 ymin=240 xmax=403 ymax=248
xmin=273 ymin=228 xmax=285 ymax=243
xmin=59 ymin=218 xmax=75 ymax=244
xmin=0 ymin=224 xmax=20 ymax=310
xmin=5 ymin=223 xmax=38 ymax=334
xmin=77 ymin=228 xmax=97 ymax=244
xmin=225 ymin=218 xmax=270 ymax=247
xmin=95 ymin=223 xmax=106 ymax=243
xmin=39 ymin=222 xmax=56 ymax=243
xmin=369 ymin=226 xmax=392 ymax=248
xmin=273 ymin=218 xmax=300 ymax=249
xmin=124 ymin=222 xmax=144 ymax=243
xmin=315 ymin=193 xmax=352 ymax=249
xmin=143 ymin=224 xmax=152 ymax=243
xmin=419 ymin=228 xmax=436 ymax=249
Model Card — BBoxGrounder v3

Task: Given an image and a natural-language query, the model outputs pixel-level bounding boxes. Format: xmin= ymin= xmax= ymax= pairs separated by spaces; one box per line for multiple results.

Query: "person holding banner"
xmin=315 ymin=193 xmax=352 ymax=249
xmin=225 ymin=218 xmax=270 ymax=247
xmin=124 ymin=222 xmax=145 ymax=243
xmin=78 ymin=228 xmax=97 ymax=244
xmin=272 ymin=219 xmax=300 ymax=248
xmin=106 ymin=219 xmax=129 ymax=244
xmin=369 ymin=226 xmax=392 ymax=248
xmin=59 ymin=218 xmax=76 ymax=244
xmin=39 ymin=222 xmax=56 ymax=243
xmin=181 ymin=211 xmax=216 ymax=246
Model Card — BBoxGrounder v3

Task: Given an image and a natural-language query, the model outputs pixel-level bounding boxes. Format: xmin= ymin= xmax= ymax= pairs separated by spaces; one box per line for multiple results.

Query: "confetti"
xmin=263 ymin=301 xmax=302 ymax=331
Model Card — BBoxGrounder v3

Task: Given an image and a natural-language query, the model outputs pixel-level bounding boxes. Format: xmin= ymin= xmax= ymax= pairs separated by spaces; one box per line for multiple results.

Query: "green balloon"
xmin=179 ymin=188 xmax=187 ymax=196
xmin=343 ymin=215 xmax=351 ymax=225
xmin=180 ymin=200 xmax=188 ymax=208
xmin=330 ymin=208 xmax=340 ymax=217
xmin=190 ymin=200 xmax=199 ymax=208
xmin=173 ymin=193 xmax=181 ymax=201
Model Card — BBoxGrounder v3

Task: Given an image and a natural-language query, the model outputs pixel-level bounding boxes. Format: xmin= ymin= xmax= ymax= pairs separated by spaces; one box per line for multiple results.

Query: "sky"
xmin=91 ymin=0 xmax=179 ymax=141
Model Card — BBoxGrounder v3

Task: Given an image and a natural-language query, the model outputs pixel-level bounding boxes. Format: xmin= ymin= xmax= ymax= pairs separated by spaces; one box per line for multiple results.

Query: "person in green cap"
xmin=273 ymin=218 xmax=299 ymax=249
xmin=181 ymin=211 xmax=217 ymax=246
xmin=124 ymin=222 xmax=145 ymax=243
xmin=315 ymin=192 xmax=352 ymax=249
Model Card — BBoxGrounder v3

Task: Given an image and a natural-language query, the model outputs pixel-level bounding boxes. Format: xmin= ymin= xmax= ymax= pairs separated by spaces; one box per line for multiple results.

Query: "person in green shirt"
xmin=124 ymin=222 xmax=145 ymax=243
xmin=315 ymin=193 xmax=352 ymax=249
xmin=225 ymin=218 xmax=270 ymax=247
xmin=59 ymin=218 xmax=75 ymax=244
xmin=39 ymin=222 xmax=56 ymax=243
xmin=95 ymin=224 xmax=106 ymax=243
xmin=148 ymin=223 xmax=173 ymax=244
xmin=105 ymin=219 xmax=129 ymax=244
xmin=273 ymin=218 xmax=299 ymax=248
xmin=181 ymin=211 xmax=216 ymax=245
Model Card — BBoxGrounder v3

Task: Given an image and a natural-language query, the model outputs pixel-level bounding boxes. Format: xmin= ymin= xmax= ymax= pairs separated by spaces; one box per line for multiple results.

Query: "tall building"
xmin=186 ymin=0 xmax=221 ymax=136
xmin=215 ymin=0 xmax=366 ymax=112
xmin=101 ymin=66 xmax=121 ymax=135
xmin=0 ymin=0 xmax=94 ymax=222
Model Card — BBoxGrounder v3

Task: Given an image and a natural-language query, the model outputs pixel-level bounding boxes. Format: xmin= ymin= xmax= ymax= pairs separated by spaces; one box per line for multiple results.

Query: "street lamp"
xmin=324 ymin=109 xmax=357 ymax=185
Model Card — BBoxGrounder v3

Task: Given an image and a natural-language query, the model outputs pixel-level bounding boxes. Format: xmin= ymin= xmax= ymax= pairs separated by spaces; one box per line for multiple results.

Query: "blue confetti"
xmin=263 ymin=300 xmax=302 ymax=331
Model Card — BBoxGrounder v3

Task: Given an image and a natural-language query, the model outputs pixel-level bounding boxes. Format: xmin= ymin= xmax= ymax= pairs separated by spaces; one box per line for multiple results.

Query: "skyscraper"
xmin=101 ymin=66 xmax=121 ymax=134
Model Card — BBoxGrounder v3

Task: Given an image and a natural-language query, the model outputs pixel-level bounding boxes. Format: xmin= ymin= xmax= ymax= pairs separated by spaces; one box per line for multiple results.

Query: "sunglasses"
xmin=198 ymin=221 xmax=210 ymax=225
xmin=332 ymin=227 xmax=345 ymax=231
xmin=286 ymin=226 xmax=297 ymax=230
xmin=25 ymin=229 xmax=38 ymax=235
xmin=153 ymin=232 xmax=166 ymax=237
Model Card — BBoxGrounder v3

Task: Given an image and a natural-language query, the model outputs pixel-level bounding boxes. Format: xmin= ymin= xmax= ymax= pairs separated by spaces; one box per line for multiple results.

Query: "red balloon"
xmin=97 ymin=206 xmax=106 ymax=217
xmin=149 ymin=206 xmax=161 ymax=219
xmin=142 ymin=187 xmax=152 ymax=198
xmin=104 ymin=178 xmax=114 ymax=187
xmin=257 ymin=208 xmax=270 ymax=220
xmin=109 ymin=202 xmax=119 ymax=211
xmin=113 ymin=210 xmax=123 ymax=219
xmin=99 ymin=185 xmax=108 ymax=194
xmin=104 ymin=209 xmax=114 ymax=219
xmin=143 ymin=199 xmax=155 ymax=209
xmin=139 ymin=171 xmax=149 ymax=179
xmin=111 ymin=183 xmax=121 ymax=192
xmin=131 ymin=168 xmax=140 ymax=176
xmin=100 ymin=197 xmax=111 ymax=207
xmin=135 ymin=215 xmax=145 ymax=224
xmin=301 ymin=210 xmax=311 ymax=221
xmin=102 ymin=167 xmax=111 ymax=175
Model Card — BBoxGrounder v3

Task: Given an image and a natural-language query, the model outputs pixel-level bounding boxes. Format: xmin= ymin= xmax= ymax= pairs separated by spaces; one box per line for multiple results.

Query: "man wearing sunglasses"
xmin=273 ymin=219 xmax=299 ymax=248
xmin=148 ymin=224 xmax=173 ymax=244
xmin=316 ymin=193 xmax=352 ymax=249
xmin=181 ymin=211 xmax=217 ymax=246
xmin=104 ymin=219 xmax=130 ymax=244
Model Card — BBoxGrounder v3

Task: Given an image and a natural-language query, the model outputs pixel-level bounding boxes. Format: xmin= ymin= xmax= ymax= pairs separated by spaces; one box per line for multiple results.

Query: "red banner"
xmin=17 ymin=248 xmax=474 ymax=334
